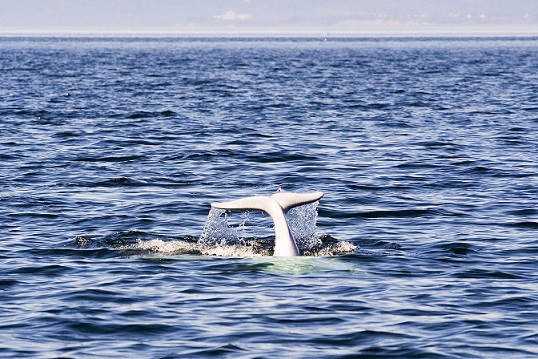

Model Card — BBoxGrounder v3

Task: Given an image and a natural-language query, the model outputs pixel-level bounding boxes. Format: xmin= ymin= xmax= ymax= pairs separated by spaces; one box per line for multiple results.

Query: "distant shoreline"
xmin=1 ymin=27 xmax=537 ymax=39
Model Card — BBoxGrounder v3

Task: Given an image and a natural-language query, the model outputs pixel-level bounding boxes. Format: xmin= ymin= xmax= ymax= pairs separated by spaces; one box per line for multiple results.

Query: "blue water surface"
xmin=1 ymin=37 xmax=538 ymax=358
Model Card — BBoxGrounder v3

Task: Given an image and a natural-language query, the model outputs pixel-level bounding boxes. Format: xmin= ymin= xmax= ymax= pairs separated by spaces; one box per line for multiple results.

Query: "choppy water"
xmin=1 ymin=37 xmax=538 ymax=358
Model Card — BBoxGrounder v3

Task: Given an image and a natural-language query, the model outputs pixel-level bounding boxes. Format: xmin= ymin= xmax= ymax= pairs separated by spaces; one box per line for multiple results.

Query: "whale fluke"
xmin=270 ymin=191 xmax=323 ymax=212
xmin=211 ymin=191 xmax=324 ymax=257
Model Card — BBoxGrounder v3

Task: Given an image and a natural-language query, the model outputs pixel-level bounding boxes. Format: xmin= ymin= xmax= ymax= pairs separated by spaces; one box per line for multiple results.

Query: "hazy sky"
xmin=1 ymin=0 xmax=537 ymax=36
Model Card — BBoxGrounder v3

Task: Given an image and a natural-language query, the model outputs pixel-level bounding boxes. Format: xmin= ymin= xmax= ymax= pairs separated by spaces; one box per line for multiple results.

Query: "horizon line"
xmin=1 ymin=26 xmax=538 ymax=38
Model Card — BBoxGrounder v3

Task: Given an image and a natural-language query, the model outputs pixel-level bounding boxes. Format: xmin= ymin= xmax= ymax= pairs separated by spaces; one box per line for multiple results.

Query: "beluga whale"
xmin=211 ymin=191 xmax=324 ymax=257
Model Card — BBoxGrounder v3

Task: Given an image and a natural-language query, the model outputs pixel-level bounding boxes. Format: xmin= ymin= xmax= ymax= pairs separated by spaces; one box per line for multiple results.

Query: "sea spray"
xmin=199 ymin=208 xmax=246 ymax=246
xmin=199 ymin=200 xmax=323 ymax=253
xmin=286 ymin=201 xmax=322 ymax=252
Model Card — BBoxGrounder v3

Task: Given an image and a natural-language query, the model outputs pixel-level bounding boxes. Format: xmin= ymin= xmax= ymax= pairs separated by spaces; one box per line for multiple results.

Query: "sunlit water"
xmin=1 ymin=37 xmax=538 ymax=358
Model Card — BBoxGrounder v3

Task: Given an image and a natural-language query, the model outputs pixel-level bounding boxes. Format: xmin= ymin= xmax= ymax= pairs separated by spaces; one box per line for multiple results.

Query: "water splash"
xmin=74 ymin=230 xmax=356 ymax=258
xmin=199 ymin=208 xmax=247 ymax=246
xmin=198 ymin=200 xmax=333 ymax=255
xmin=286 ymin=201 xmax=322 ymax=253
xmin=73 ymin=201 xmax=357 ymax=257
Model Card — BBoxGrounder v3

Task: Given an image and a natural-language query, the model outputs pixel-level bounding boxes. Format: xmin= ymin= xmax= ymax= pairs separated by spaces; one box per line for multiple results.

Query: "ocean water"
xmin=1 ymin=36 xmax=538 ymax=358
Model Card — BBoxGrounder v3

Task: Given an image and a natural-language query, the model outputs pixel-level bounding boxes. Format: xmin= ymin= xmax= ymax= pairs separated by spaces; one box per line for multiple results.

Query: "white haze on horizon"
xmin=0 ymin=0 xmax=536 ymax=36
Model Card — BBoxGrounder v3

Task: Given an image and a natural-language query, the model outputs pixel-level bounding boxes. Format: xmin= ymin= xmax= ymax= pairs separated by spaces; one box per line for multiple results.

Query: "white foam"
xmin=121 ymin=238 xmax=199 ymax=254
xmin=200 ymin=244 xmax=260 ymax=257
xmin=119 ymin=238 xmax=261 ymax=258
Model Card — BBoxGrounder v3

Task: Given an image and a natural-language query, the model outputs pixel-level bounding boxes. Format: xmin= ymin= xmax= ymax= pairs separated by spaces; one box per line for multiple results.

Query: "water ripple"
xmin=2 ymin=37 xmax=538 ymax=358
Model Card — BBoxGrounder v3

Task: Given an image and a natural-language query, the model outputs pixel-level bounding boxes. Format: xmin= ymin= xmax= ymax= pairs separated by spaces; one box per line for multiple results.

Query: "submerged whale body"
xmin=211 ymin=191 xmax=324 ymax=257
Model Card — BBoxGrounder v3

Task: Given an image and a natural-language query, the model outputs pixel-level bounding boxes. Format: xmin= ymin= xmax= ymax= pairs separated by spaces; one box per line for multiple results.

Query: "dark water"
xmin=1 ymin=37 xmax=538 ymax=358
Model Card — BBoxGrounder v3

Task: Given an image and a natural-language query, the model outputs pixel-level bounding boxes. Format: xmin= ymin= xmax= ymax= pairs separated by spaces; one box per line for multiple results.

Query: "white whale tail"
xmin=211 ymin=191 xmax=324 ymax=257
